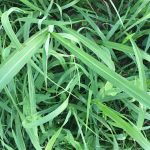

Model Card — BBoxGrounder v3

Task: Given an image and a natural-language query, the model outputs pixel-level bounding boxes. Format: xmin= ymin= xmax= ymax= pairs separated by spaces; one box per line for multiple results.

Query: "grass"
xmin=0 ymin=0 xmax=150 ymax=149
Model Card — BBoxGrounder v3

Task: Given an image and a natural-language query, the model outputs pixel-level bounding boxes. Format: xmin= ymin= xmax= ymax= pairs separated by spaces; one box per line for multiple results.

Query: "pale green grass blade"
xmin=43 ymin=33 xmax=51 ymax=88
xmin=50 ymin=0 xmax=80 ymax=12
xmin=62 ymin=0 xmax=80 ymax=10
xmin=1 ymin=7 xmax=23 ymax=49
xmin=60 ymin=26 xmax=115 ymax=70
xmin=73 ymin=109 xmax=88 ymax=150
xmin=0 ymin=29 xmax=47 ymax=91
xmin=13 ymin=116 xmax=26 ymax=150
xmin=108 ymin=0 xmax=124 ymax=27
xmin=130 ymin=38 xmax=147 ymax=91
xmin=145 ymin=34 xmax=150 ymax=52
xmin=93 ymin=100 xmax=150 ymax=150
xmin=86 ymin=90 xmax=92 ymax=132
xmin=106 ymin=16 xmax=125 ymax=40
xmin=45 ymin=111 xmax=71 ymax=150
xmin=18 ymin=17 xmax=84 ymax=26
xmin=130 ymin=38 xmax=147 ymax=130
xmin=4 ymin=87 xmax=24 ymax=119
xmin=1 ymin=141 xmax=14 ymax=150
xmin=126 ymin=12 xmax=150 ymax=32
xmin=54 ymin=2 xmax=63 ymax=19
xmin=27 ymin=64 xmax=36 ymax=114
xmin=25 ymin=129 xmax=42 ymax=150
xmin=125 ymin=0 xmax=150 ymax=28
xmin=0 ymin=118 xmax=4 ymax=140
xmin=23 ymin=98 xmax=69 ymax=128
xmin=52 ymin=32 xmax=150 ymax=108
xmin=19 ymin=0 xmax=43 ymax=12
xmin=103 ymin=41 xmax=150 ymax=62
xmin=65 ymin=130 xmax=83 ymax=150
xmin=0 ymin=101 xmax=11 ymax=113
xmin=12 ymin=130 xmax=24 ymax=150
xmin=30 ymin=60 xmax=78 ymax=99
xmin=45 ymin=127 xmax=62 ymax=150
xmin=75 ymin=6 xmax=106 ymax=40
xmin=37 ymin=0 xmax=46 ymax=10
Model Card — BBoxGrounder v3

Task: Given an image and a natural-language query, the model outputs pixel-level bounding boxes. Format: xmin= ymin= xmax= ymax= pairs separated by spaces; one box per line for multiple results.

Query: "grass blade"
xmin=45 ymin=111 xmax=71 ymax=150
xmin=1 ymin=7 xmax=23 ymax=49
xmin=0 ymin=29 xmax=47 ymax=91
xmin=23 ymin=98 xmax=69 ymax=128
xmin=60 ymin=26 xmax=115 ymax=70
xmin=52 ymin=32 xmax=150 ymax=108
xmin=93 ymin=100 xmax=150 ymax=150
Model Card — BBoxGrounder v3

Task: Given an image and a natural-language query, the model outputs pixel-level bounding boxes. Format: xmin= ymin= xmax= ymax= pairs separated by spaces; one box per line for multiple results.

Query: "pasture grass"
xmin=0 ymin=0 xmax=150 ymax=149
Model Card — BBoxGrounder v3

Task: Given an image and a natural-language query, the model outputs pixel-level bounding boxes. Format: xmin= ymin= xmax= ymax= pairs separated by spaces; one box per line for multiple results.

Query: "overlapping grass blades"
xmin=0 ymin=7 xmax=48 ymax=91
xmin=52 ymin=31 xmax=150 ymax=108
xmin=93 ymin=100 xmax=150 ymax=150
xmin=0 ymin=0 xmax=150 ymax=149
xmin=0 ymin=29 xmax=47 ymax=91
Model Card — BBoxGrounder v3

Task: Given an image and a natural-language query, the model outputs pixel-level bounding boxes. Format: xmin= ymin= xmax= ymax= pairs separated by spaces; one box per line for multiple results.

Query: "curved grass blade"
xmin=23 ymin=98 xmax=69 ymax=128
xmin=1 ymin=7 xmax=24 ymax=49
xmin=74 ymin=6 xmax=106 ymax=40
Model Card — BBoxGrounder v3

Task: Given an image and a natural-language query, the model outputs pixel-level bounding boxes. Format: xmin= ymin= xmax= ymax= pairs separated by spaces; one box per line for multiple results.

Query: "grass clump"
xmin=0 ymin=0 xmax=150 ymax=149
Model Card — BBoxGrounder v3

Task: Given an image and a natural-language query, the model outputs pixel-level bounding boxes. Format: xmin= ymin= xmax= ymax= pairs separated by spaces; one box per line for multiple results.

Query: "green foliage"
xmin=0 ymin=0 xmax=150 ymax=149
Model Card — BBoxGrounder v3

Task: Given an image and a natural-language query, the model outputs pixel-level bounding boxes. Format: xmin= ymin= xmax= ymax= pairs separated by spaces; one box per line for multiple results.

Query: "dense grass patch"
xmin=0 ymin=0 xmax=150 ymax=149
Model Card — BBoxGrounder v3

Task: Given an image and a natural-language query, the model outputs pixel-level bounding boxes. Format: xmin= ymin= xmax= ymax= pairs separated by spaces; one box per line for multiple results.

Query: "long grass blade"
xmin=52 ymin=32 xmax=150 ymax=108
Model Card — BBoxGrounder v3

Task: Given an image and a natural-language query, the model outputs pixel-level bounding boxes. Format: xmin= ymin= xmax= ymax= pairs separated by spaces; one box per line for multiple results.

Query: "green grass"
xmin=0 ymin=0 xmax=150 ymax=149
